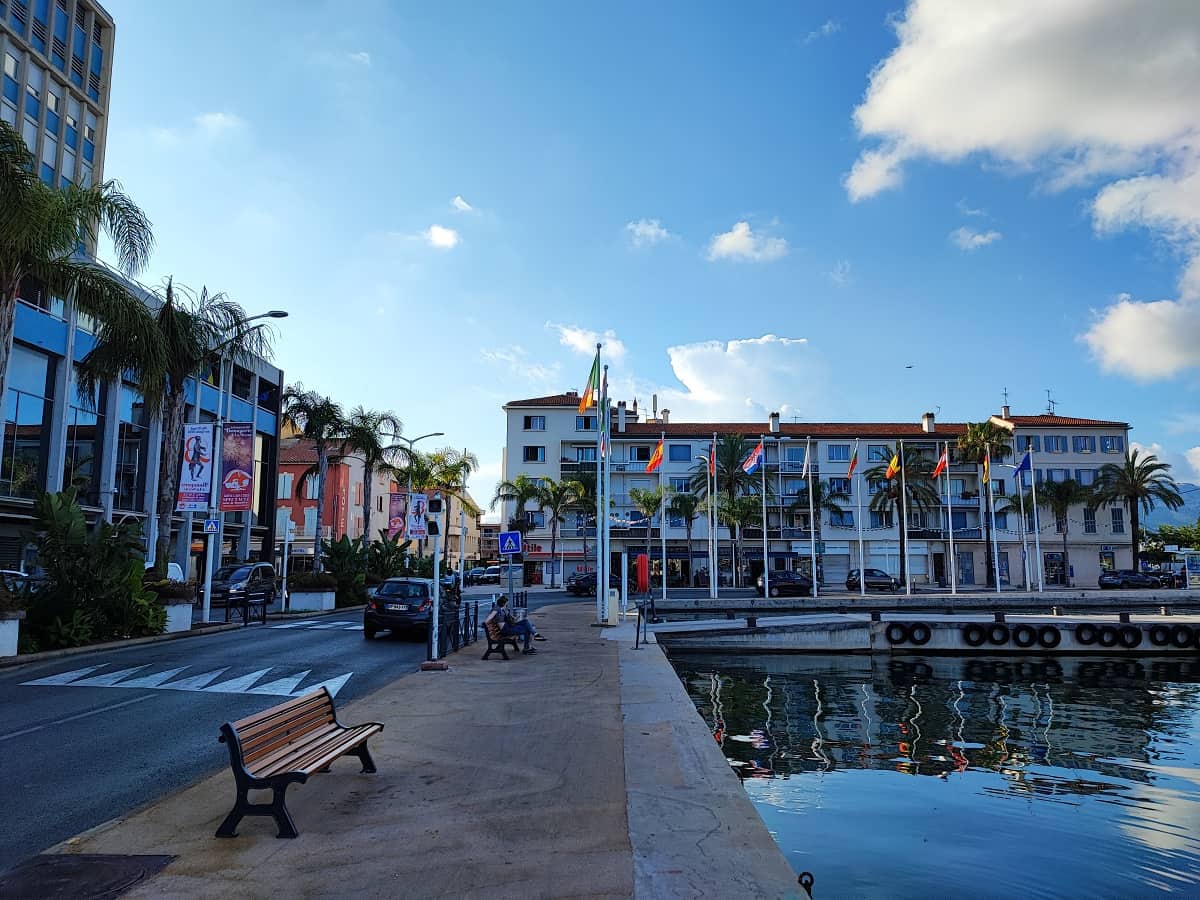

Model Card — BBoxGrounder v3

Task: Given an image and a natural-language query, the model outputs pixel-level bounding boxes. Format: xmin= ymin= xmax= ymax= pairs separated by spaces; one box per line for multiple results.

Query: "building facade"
xmin=500 ymin=393 xmax=1133 ymax=591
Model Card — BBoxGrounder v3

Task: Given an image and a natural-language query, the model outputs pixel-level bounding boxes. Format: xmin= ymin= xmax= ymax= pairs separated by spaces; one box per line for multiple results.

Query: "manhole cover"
xmin=0 ymin=854 xmax=175 ymax=899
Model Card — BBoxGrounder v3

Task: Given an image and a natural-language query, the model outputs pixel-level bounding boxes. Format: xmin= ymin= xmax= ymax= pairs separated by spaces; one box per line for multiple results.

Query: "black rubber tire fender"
xmin=885 ymin=622 xmax=910 ymax=644
xmin=1012 ymin=624 xmax=1038 ymax=648
xmin=962 ymin=623 xmax=988 ymax=647
xmin=1171 ymin=624 xmax=1193 ymax=648
xmin=1075 ymin=623 xmax=1099 ymax=645
xmin=1118 ymin=625 xmax=1143 ymax=649
xmin=908 ymin=622 xmax=932 ymax=646
xmin=1097 ymin=625 xmax=1119 ymax=648
xmin=1149 ymin=624 xmax=1172 ymax=647
xmin=987 ymin=623 xmax=1010 ymax=645
xmin=1036 ymin=625 xmax=1062 ymax=649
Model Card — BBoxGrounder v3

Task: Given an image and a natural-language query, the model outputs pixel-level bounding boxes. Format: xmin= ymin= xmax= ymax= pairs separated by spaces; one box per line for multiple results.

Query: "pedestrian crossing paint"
xmin=20 ymin=664 xmax=353 ymax=697
xmin=269 ymin=620 xmax=362 ymax=631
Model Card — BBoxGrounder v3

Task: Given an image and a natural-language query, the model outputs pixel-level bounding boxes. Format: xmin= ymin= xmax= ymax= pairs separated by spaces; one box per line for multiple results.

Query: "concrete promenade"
xmin=43 ymin=602 xmax=801 ymax=899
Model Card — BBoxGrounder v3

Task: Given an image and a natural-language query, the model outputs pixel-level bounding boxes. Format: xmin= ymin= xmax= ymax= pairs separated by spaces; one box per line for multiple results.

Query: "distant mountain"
xmin=1144 ymin=483 xmax=1200 ymax=530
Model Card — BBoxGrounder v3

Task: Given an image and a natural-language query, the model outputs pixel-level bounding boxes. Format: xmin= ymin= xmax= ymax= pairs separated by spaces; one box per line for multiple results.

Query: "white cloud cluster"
xmin=804 ymin=20 xmax=840 ymax=44
xmin=828 ymin=260 xmax=852 ymax=285
xmin=424 ymin=224 xmax=460 ymax=249
xmin=706 ymin=221 xmax=788 ymax=263
xmin=347 ymin=51 xmax=371 ymax=66
xmin=950 ymin=227 xmax=1002 ymax=251
xmin=452 ymin=195 xmax=474 ymax=213
xmin=194 ymin=111 xmax=244 ymax=136
xmin=480 ymin=345 xmax=559 ymax=383
xmin=545 ymin=322 xmax=627 ymax=362
xmin=847 ymin=0 xmax=1200 ymax=379
xmin=625 ymin=218 xmax=671 ymax=247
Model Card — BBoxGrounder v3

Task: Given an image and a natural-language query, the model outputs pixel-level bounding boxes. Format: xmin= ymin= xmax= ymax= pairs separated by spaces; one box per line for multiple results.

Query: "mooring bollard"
xmin=1119 ymin=612 xmax=1131 ymax=623
xmin=746 ymin=615 xmax=757 ymax=629
xmin=993 ymin=612 xmax=1006 ymax=623
xmin=1161 ymin=605 xmax=1172 ymax=616
xmin=725 ymin=611 xmax=735 ymax=620
xmin=870 ymin=610 xmax=882 ymax=622
xmin=1051 ymin=605 xmax=1062 ymax=616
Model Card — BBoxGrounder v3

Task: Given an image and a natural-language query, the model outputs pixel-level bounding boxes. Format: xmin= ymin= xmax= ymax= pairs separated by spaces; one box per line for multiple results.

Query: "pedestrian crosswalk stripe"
xmin=19 ymin=665 xmax=354 ymax=698
xmin=269 ymin=620 xmax=361 ymax=631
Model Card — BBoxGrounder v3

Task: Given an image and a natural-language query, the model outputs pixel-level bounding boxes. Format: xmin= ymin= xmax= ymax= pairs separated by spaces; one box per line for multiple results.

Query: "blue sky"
xmin=99 ymin=1 xmax=1200 ymax=508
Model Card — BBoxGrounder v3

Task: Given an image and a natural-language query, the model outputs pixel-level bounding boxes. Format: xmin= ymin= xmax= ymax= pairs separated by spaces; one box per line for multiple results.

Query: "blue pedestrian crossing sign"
xmin=498 ymin=530 xmax=522 ymax=556
xmin=203 ymin=518 xmax=220 ymax=534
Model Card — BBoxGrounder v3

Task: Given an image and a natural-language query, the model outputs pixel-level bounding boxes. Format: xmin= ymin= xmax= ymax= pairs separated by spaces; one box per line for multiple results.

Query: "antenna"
xmin=1002 ymin=386 xmax=1009 ymax=407
xmin=1045 ymin=389 xmax=1056 ymax=415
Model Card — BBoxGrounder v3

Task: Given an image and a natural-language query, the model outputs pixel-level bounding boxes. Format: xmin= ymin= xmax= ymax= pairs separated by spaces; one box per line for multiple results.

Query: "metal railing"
xmin=432 ymin=600 xmax=481 ymax=658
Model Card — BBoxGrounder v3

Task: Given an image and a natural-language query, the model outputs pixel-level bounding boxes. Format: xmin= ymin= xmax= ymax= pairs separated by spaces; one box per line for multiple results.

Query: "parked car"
xmin=481 ymin=565 xmax=502 ymax=584
xmin=846 ymin=568 xmax=900 ymax=592
xmin=565 ymin=571 xmax=635 ymax=596
xmin=144 ymin=561 xmax=185 ymax=582
xmin=210 ymin=562 xmax=276 ymax=606
xmin=364 ymin=578 xmax=454 ymax=639
xmin=756 ymin=570 xmax=813 ymax=598
xmin=465 ymin=567 xmax=487 ymax=585
xmin=1098 ymin=570 xmax=1162 ymax=589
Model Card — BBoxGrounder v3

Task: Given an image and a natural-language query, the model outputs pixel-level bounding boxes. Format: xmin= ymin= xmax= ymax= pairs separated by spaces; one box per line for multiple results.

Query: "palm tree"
xmin=337 ymin=407 xmax=403 ymax=542
xmin=688 ymin=434 xmax=757 ymax=585
xmin=719 ymin=494 xmax=764 ymax=588
xmin=80 ymin=280 xmax=274 ymax=572
xmin=995 ymin=489 xmax=1036 ymax=588
xmin=570 ymin=469 xmax=598 ymax=572
xmin=281 ymin=386 xmax=346 ymax=572
xmin=630 ymin=485 xmax=670 ymax=589
xmin=1092 ymin=449 xmax=1183 ymax=568
xmin=956 ymin=421 xmax=1015 ymax=586
xmin=864 ymin=444 xmax=940 ymax=586
xmin=1 ymin=120 xmax=159 ymax=464
xmin=668 ymin=492 xmax=703 ymax=586
xmin=787 ymin=480 xmax=849 ymax=584
xmin=536 ymin=477 xmax=584 ymax=587
xmin=1036 ymin=479 xmax=1094 ymax=586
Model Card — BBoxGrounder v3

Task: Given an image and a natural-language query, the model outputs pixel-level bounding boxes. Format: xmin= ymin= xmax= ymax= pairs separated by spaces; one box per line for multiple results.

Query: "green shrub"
xmin=144 ymin=579 xmax=195 ymax=602
xmin=287 ymin=571 xmax=338 ymax=591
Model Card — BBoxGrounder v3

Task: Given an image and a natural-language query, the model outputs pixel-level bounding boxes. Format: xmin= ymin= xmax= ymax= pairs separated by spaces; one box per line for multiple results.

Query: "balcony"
xmin=949 ymin=493 xmax=981 ymax=506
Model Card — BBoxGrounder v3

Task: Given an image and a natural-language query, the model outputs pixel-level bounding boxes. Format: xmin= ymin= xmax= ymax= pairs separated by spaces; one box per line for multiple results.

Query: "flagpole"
xmin=711 ymin=431 xmax=719 ymax=600
xmin=660 ymin=430 xmax=667 ymax=604
xmin=899 ymin=439 xmax=911 ymax=595
xmin=593 ymin=345 xmax=604 ymax=624
xmin=761 ymin=435 xmax=770 ymax=599
xmin=805 ymin=436 xmax=818 ymax=598
xmin=1014 ymin=441 xmax=1031 ymax=591
xmin=1030 ymin=446 xmax=1044 ymax=591
xmin=945 ymin=441 xmax=957 ymax=595
xmin=855 ymin=441 xmax=867 ymax=599
xmin=986 ymin=450 xmax=1002 ymax=595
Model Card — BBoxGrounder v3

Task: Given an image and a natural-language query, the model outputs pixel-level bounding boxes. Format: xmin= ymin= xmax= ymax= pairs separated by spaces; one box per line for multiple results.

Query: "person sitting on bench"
xmin=486 ymin=596 xmax=546 ymax=653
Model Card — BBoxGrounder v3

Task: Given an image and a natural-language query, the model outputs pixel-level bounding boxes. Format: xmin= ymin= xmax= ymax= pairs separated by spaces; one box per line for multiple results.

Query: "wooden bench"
xmin=215 ymin=687 xmax=383 ymax=839
xmin=482 ymin=617 xmax=522 ymax=660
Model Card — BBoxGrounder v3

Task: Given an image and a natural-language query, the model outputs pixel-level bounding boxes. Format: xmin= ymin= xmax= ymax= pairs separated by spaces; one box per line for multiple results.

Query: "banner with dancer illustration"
xmin=176 ymin=424 xmax=214 ymax=511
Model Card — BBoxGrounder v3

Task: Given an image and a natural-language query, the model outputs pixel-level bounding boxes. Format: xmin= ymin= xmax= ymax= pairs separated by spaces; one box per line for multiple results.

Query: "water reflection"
xmin=674 ymin=653 xmax=1200 ymax=898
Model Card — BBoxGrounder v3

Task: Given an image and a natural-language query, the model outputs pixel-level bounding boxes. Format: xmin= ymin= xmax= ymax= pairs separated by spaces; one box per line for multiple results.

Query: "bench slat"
xmin=245 ymin=723 xmax=342 ymax=775
xmin=232 ymin=690 xmax=332 ymax=733
xmin=240 ymin=705 xmax=336 ymax=760
xmin=257 ymin=724 xmax=382 ymax=778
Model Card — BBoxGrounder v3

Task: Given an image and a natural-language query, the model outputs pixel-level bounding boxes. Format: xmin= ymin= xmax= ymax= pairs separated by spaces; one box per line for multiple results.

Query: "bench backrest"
xmin=484 ymin=617 xmax=503 ymax=641
xmin=227 ymin=688 xmax=337 ymax=768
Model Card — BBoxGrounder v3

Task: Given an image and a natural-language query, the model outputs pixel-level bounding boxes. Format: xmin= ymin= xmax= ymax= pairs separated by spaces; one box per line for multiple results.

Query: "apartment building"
xmin=500 ymin=392 xmax=1132 ymax=590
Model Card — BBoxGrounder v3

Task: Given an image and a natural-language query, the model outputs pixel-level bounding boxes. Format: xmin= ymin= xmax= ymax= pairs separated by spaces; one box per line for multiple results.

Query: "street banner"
xmin=219 ymin=423 xmax=255 ymax=511
xmin=176 ymin=424 xmax=214 ymax=511
xmin=407 ymin=493 xmax=428 ymax=541
xmin=388 ymin=492 xmax=407 ymax=540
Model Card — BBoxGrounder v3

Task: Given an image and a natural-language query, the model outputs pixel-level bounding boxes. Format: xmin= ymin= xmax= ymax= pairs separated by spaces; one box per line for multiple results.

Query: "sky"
xmin=98 ymin=0 xmax=1200 ymax=514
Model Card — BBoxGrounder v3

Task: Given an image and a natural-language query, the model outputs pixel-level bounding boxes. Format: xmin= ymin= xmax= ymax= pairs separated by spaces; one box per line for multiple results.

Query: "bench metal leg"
xmin=215 ymin=785 xmax=299 ymax=839
xmin=352 ymin=743 xmax=377 ymax=774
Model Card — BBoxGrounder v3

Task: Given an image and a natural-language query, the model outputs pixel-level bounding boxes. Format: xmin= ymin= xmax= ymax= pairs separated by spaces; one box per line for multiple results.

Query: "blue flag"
xmin=1013 ymin=450 xmax=1032 ymax=483
xmin=742 ymin=441 xmax=764 ymax=474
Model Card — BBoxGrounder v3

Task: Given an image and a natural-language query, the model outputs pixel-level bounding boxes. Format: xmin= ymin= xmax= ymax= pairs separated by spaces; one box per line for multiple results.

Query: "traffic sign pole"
xmin=498 ymin=530 xmax=522 ymax=609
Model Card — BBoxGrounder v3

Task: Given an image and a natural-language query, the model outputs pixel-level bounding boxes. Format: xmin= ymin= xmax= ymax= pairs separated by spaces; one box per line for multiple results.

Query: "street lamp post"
xmin=199 ymin=310 xmax=288 ymax=624
xmin=395 ymin=432 xmax=444 ymax=566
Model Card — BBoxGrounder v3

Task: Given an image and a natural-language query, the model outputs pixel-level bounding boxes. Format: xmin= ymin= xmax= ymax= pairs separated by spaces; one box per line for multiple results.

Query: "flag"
xmin=846 ymin=438 xmax=859 ymax=480
xmin=598 ymin=369 xmax=609 ymax=457
xmin=983 ymin=448 xmax=991 ymax=486
xmin=1013 ymin=449 xmax=1031 ymax=482
xmin=742 ymin=440 xmax=764 ymax=474
xmin=708 ymin=441 xmax=716 ymax=476
xmin=578 ymin=351 xmax=600 ymax=413
xmin=931 ymin=446 xmax=948 ymax=479
xmin=645 ymin=439 xmax=664 ymax=473
xmin=801 ymin=438 xmax=811 ymax=479
xmin=885 ymin=452 xmax=900 ymax=480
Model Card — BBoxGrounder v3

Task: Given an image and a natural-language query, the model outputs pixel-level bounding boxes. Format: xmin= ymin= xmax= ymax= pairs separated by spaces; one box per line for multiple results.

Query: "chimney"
xmin=921 ymin=412 xmax=935 ymax=433
xmin=661 ymin=408 xmax=670 ymax=424
xmin=632 ymin=398 xmax=638 ymax=416
xmin=769 ymin=411 xmax=780 ymax=433
xmin=617 ymin=400 xmax=627 ymax=433
xmin=1001 ymin=404 xmax=1011 ymax=419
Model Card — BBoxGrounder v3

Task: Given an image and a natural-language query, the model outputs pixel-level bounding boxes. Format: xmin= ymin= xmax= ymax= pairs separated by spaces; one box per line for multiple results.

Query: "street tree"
xmin=1092 ymin=449 xmax=1184 ymax=568
xmin=787 ymin=480 xmax=849 ymax=583
xmin=338 ymin=407 xmax=403 ymax=542
xmin=281 ymin=386 xmax=346 ymax=572
xmin=668 ymin=492 xmax=703 ymax=586
xmin=956 ymin=421 xmax=1014 ymax=586
xmin=536 ymin=477 xmax=584 ymax=587
xmin=1036 ymin=479 xmax=1093 ymax=585
xmin=864 ymin=444 xmax=940 ymax=586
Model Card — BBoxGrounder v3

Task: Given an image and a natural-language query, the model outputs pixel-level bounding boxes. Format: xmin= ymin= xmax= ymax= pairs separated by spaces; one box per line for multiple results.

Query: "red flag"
xmin=708 ymin=441 xmax=716 ymax=476
xmin=645 ymin=439 xmax=665 ymax=473
xmin=931 ymin=447 xmax=948 ymax=479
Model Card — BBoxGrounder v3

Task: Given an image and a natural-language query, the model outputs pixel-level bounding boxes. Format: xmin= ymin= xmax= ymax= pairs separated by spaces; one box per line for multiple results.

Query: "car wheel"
xmin=363 ymin=624 xmax=377 ymax=640
xmin=769 ymin=586 xmax=780 ymax=598
xmin=1120 ymin=580 xmax=1130 ymax=589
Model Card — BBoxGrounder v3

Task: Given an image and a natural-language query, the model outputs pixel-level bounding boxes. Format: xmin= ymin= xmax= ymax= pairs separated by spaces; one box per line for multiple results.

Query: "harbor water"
xmin=673 ymin=652 xmax=1200 ymax=898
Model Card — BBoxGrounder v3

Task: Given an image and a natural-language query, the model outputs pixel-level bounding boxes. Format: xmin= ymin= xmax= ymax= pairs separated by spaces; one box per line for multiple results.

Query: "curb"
xmin=0 ymin=621 xmax=242 ymax=670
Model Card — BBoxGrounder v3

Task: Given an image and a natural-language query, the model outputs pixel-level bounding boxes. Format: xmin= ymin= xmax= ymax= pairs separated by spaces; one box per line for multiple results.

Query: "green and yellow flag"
xmin=578 ymin=351 xmax=600 ymax=413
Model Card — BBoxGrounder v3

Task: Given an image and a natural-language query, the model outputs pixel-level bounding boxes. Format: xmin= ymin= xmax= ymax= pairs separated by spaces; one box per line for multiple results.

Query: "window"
xmin=783 ymin=477 xmax=805 ymax=496
xmin=991 ymin=479 xmax=1005 ymax=496
xmin=668 ymin=444 xmax=691 ymax=462
xmin=1044 ymin=435 xmax=1068 ymax=453
xmin=995 ymin=512 xmax=1008 ymax=529
xmin=114 ymin=384 xmax=149 ymax=511
xmin=1073 ymin=435 xmax=1096 ymax=453
xmin=1101 ymin=435 xmax=1125 ymax=453
xmin=1023 ymin=435 xmax=1041 ymax=452
xmin=305 ymin=474 xmax=319 ymax=500
xmin=575 ymin=415 xmax=596 ymax=431
xmin=1084 ymin=508 xmax=1096 ymax=534
xmin=522 ymin=445 xmax=545 ymax=463
xmin=867 ymin=444 xmax=889 ymax=462
xmin=667 ymin=513 xmax=685 ymax=528
xmin=829 ymin=509 xmax=854 ymax=527
xmin=62 ymin=365 xmax=101 ymax=504
xmin=951 ymin=511 xmax=968 ymax=529
xmin=277 ymin=472 xmax=294 ymax=499
xmin=870 ymin=511 xmax=892 ymax=529
xmin=630 ymin=446 xmax=651 ymax=462
xmin=785 ymin=444 xmax=807 ymax=469
xmin=2 ymin=344 xmax=54 ymax=499
xmin=1055 ymin=515 xmax=1066 ymax=534
xmin=275 ymin=507 xmax=291 ymax=537
xmin=1075 ymin=468 xmax=1097 ymax=487
xmin=828 ymin=477 xmax=850 ymax=494
xmin=377 ymin=495 xmax=383 ymax=513
xmin=669 ymin=477 xmax=690 ymax=493
xmin=525 ymin=510 xmax=545 ymax=529
xmin=950 ymin=477 xmax=965 ymax=497
xmin=303 ymin=507 xmax=318 ymax=537
xmin=2 ymin=54 xmax=17 ymax=107
xmin=1111 ymin=508 xmax=1125 ymax=534
xmin=827 ymin=444 xmax=850 ymax=462
xmin=1045 ymin=468 xmax=1070 ymax=483
xmin=522 ymin=415 xmax=545 ymax=431
xmin=576 ymin=446 xmax=596 ymax=463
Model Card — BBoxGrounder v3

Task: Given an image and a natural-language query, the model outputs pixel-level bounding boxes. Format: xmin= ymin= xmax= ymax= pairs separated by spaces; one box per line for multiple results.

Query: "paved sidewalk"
xmin=45 ymin=602 xmax=800 ymax=899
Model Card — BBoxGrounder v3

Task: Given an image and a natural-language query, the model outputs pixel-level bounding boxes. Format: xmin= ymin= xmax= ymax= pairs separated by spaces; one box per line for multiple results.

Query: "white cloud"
xmin=480 ymin=345 xmax=559 ymax=383
xmin=828 ymin=260 xmax=852 ymax=285
xmin=545 ymin=323 xmax=626 ymax=362
xmin=452 ymin=195 xmax=474 ymax=213
xmin=950 ymin=227 xmax=1003 ymax=251
xmin=423 ymin=225 xmax=460 ymax=250
xmin=849 ymin=1 xmax=1200 ymax=379
xmin=957 ymin=198 xmax=988 ymax=218
xmin=1166 ymin=413 xmax=1200 ymax=436
xmin=625 ymin=218 xmax=670 ymax=247
xmin=804 ymin=20 xmax=841 ymax=44
xmin=194 ymin=112 xmax=244 ymax=136
xmin=1132 ymin=442 xmax=1197 ymax=481
xmin=706 ymin=221 xmax=788 ymax=263
xmin=347 ymin=51 xmax=371 ymax=66
xmin=1187 ymin=447 xmax=1200 ymax=481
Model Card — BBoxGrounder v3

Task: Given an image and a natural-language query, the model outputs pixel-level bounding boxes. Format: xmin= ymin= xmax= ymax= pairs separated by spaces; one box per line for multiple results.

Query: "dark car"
xmin=846 ymin=568 xmax=900 ymax=592
xmin=465 ymin=567 xmax=487 ymax=585
xmin=1098 ymin=570 xmax=1161 ymax=589
xmin=210 ymin=562 xmax=276 ymax=607
xmin=756 ymin=570 xmax=813 ymax=598
xmin=565 ymin=571 xmax=634 ymax=596
xmin=364 ymin=578 xmax=454 ymax=639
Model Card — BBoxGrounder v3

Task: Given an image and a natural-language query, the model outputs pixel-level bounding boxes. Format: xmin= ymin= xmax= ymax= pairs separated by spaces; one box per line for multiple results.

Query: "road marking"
xmin=0 ymin=694 xmax=156 ymax=743
xmin=21 ymin=665 xmax=109 ymax=686
xmin=20 ymin=665 xmax=354 ymax=698
xmin=158 ymin=667 xmax=229 ymax=691
xmin=119 ymin=666 xmax=189 ymax=689
xmin=202 ymin=669 xmax=272 ymax=693
xmin=269 ymin=620 xmax=361 ymax=631
xmin=71 ymin=665 xmax=152 ymax=687
xmin=248 ymin=670 xmax=311 ymax=696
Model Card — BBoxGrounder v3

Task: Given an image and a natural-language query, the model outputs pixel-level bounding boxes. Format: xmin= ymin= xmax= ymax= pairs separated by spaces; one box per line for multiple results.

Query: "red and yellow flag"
xmin=846 ymin=438 xmax=860 ymax=480
xmin=885 ymin=452 xmax=900 ymax=481
xmin=645 ymin=439 xmax=665 ymax=473
xmin=982 ymin=448 xmax=990 ymax=485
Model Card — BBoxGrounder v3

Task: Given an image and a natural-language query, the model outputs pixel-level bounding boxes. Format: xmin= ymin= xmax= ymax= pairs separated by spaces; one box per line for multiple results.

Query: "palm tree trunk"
xmin=0 ymin=287 xmax=18 ymax=469
xmin=314 ymin=444 xmax=328 ymax=573
xmin=1062 ymin=523 xmax=1069 ymax=587
xmin=983 ymin=491 xmax=995 ymax=586
xmin=896 ymin=495 xmax=907 ymax=583
xmin=686 ymin=519 xmax=693 ymax=586
xmin=549 ymin=516 xmax=558 ymax=588
xmin=1129 ymin=500 xmax=1139 ymax=569
xmin=154 ymin=385 xmax=187 ymax=573
xmin=362 ymin=461 xmax=374 ymax=542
